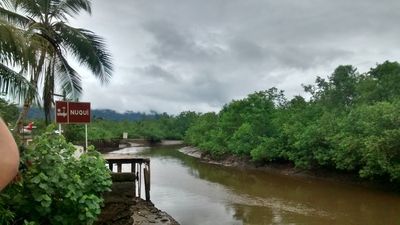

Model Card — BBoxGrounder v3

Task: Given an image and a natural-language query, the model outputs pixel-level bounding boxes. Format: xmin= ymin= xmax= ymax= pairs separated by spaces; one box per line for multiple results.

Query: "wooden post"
xmin=131 ymin=162 xmax=136 ymax=197
xmin=144 ymin=164 xmax=150 ymax=201
xmin=138 ymin=163 xmax=142 ymax=198
xmin=117 ymin=163 xmax=122 ymax=173
xmin=108 ymin=162 xmax=113 ymax=172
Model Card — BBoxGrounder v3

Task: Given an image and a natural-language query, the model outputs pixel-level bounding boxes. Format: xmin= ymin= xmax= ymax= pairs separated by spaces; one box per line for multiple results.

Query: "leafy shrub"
xmin=251 ymin=137 xmax=282 ymax=162
xmin=63 ymin=124 xmax=85 ymax=143
xmin=0 ymin=128 xmax=112 ymax=225
xmin=228 ymin=123 xmax=257 ymax=156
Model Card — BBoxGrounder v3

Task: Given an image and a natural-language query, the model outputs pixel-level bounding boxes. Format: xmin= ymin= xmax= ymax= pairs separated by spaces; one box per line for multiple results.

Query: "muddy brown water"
xmin=109 ymin=145 xmax=400 ymax=225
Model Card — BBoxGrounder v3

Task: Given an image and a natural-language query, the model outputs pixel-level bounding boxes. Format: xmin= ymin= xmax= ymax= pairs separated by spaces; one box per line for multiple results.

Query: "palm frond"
xmin=43 ymin=58 xmax=54 ymax=123
xmin=0 ymin=62 xmax=35 ymax=102
xmin=0 ymin=20 xmax=30 ymax=66
xmin=0 ymin=0 xmax=12 ymax=8
xmin=55 ymin=53 xmax=82 ymax=99
xmin=51 ymin=0 xmax=91 ymax=20
xmin=13 ymin=0 xmax=44 ymax=22
xmin=0 ymin=5 xmax=31 ymax=27
xmin=54 ymin=22 xmax=113 ymax=84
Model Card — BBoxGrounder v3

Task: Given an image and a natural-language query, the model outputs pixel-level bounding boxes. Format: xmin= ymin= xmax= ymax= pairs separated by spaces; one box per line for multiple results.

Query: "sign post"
xmin=85 ymin=124 xmax=88 ymax=149
xmin=55 ymin=101 xmax=91 ymax=150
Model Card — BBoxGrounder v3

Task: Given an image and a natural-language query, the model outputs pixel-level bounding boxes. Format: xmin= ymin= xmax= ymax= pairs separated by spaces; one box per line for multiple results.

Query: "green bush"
xmin=251 ymin=137 xmax=282 ymax=162
xmin=63 ymin=124 xmax=85 ymax=143
xmin=0 ymin=128 xmax=112 ymax=225
xmin=228 ymin=123 xmax=257 ymax=156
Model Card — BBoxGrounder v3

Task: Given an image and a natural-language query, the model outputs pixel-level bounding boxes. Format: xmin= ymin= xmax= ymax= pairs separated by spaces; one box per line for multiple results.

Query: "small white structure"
xmin=122 ymin=132 xmax=128 ymax=139
xmin=73 ymin=145 xmax=84 ymax=158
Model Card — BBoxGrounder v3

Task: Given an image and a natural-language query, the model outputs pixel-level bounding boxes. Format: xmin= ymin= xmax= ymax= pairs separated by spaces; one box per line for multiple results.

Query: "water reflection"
xmin=111 ymin=145 xmax=400 ymax=225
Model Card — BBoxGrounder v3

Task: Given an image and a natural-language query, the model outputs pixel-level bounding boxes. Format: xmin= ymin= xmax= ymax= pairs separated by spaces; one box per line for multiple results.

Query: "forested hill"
xmin=27 ymin=108 xmax=160 ymax=121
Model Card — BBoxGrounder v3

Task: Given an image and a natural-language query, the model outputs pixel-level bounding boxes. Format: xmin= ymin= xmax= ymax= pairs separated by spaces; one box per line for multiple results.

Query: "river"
xmin=109 ymin=145 xmax=400 ymax=225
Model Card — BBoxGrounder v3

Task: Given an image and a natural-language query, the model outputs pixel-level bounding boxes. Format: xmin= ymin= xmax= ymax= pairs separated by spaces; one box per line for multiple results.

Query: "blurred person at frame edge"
xmin=0 ymin=118 xmax=19 ymax=191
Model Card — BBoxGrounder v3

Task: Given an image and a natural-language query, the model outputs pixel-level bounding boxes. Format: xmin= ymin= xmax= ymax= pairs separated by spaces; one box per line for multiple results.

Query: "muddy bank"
xmin=179 ymin=146 xmax=398 ymax=192
xmin=96 ymin=197 xmax=178 ymax=225
xmin=132 ymin=200 xmax=179 ymax=225
xmin=179 ymin=146 xmax=250 ymax=168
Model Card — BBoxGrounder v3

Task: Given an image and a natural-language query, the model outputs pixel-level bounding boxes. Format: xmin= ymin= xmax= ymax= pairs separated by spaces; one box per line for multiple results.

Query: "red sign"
xmin=55 ymin=101 xmax=68 ymax=123
xmin=69 ymin=102 xmax=90 ymax=123
xmin=55 ymin=101 xmax=91 ymax=124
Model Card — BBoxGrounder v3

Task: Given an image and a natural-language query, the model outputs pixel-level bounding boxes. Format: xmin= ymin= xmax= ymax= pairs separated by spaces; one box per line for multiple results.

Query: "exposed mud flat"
xmin=96 ymin=198 xmax=178 ymax=225
xmin=132 ymin=200 xmax=179 ymax=225
xmin=179 ymin=146 xmax=398 ymax=192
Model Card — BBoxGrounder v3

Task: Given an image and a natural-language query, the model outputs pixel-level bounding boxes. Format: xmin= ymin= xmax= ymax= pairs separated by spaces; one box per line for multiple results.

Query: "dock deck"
xmin=103 ymin=154 xmax=151 ymax=201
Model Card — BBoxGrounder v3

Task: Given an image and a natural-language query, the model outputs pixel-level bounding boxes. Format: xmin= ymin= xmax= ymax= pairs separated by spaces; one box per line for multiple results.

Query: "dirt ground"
xmin=96 ymin=198 xmax=179 ymax=225
xmin=132 ymin=200 xmax=179 ymax=225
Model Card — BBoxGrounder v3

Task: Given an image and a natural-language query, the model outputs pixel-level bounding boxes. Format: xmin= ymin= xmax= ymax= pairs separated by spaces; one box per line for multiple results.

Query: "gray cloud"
xmin=69 ymin=0 xmax=400 ymax=114
xmin=135 ymin=65 xmax=179 ymax=82
xmin=143 ymin=20 xmax=225 ymax=64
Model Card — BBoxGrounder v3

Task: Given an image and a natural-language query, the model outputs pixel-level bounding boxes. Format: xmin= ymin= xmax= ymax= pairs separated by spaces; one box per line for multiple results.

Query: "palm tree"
xmin=0 ymin=0 xmax=113 ymax=131
xmin=0 ymin=4 xmax=35 ymax=103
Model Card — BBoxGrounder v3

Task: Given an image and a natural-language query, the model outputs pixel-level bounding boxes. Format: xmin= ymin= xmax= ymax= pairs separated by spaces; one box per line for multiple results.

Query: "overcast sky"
xmin=69 ymin=0 xmax=400 ymax=114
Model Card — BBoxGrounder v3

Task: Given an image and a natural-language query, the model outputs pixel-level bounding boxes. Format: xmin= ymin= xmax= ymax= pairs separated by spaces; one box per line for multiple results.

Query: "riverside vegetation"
xmin=60 ymin=61 xmax=400 ymax=187
xmin=185 ymin=61 xmax=400 ymax=186
xmin=20 ymin=61 xmax=400 ymax=187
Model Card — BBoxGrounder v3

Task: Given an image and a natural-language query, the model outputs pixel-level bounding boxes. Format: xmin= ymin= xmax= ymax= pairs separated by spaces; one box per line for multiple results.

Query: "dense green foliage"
xmin=63 ymin=111 xmax=199 ymax=143
xmin=185 ymin=61 xmax=400 ymax=184
xmin=0 ymin=129 xmax=112 ymax=225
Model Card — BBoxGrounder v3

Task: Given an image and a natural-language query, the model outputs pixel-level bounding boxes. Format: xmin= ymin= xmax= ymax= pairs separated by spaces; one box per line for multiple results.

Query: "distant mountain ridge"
xmin=27 ymin=108 xmax=160 ymax=121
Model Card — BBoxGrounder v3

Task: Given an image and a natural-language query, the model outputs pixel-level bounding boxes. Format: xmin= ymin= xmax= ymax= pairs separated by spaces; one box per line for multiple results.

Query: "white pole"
xmin=85 ymin=124 xmax=88 ymax=151
xmin=58 ymin=124 xmax=62 ymax=136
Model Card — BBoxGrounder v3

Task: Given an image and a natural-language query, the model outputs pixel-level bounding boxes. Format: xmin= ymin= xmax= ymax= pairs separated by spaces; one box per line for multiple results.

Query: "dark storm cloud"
xmin=228 ymin=39 xmax=352 ymax=69
xmin=70 ymin=0 xmax=400 ymax=113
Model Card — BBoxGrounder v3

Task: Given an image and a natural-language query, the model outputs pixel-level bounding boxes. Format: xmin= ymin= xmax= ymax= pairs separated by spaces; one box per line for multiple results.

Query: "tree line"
xmin=185 ymin=61 xmax=400 ymax=184
xmin=63 ymin=111 xmax=198 ymax=143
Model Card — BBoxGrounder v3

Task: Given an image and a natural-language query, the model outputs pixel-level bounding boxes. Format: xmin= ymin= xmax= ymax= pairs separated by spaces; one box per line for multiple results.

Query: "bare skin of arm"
xmin=0 ymin=118 xmax=19 ymax=191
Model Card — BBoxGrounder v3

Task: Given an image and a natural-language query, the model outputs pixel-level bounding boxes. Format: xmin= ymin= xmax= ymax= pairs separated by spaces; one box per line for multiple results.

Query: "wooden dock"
xmin=103 ymin=154 xmax=151 ymax=201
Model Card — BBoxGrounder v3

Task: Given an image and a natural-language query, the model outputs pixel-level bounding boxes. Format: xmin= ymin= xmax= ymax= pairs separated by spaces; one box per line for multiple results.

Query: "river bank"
xmin=179 ymin=146 xmax=399 ymax=192
xmin=98 ymin=141 xmax=400 ymax=225
xmin=96 ymin=196 xmax=179 ymax=225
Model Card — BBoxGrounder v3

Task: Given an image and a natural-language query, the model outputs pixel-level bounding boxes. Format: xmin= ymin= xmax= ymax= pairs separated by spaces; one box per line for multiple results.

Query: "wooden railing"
xmin=104 ymin=156 xmax=151 ymax=201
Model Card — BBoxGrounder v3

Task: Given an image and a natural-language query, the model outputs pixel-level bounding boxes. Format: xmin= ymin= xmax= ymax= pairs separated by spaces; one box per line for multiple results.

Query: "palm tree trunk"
xmin=13 ymin=51 xmax=46 ymax=138
xmin=14 ymin=101 xmax=31 ymax=135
